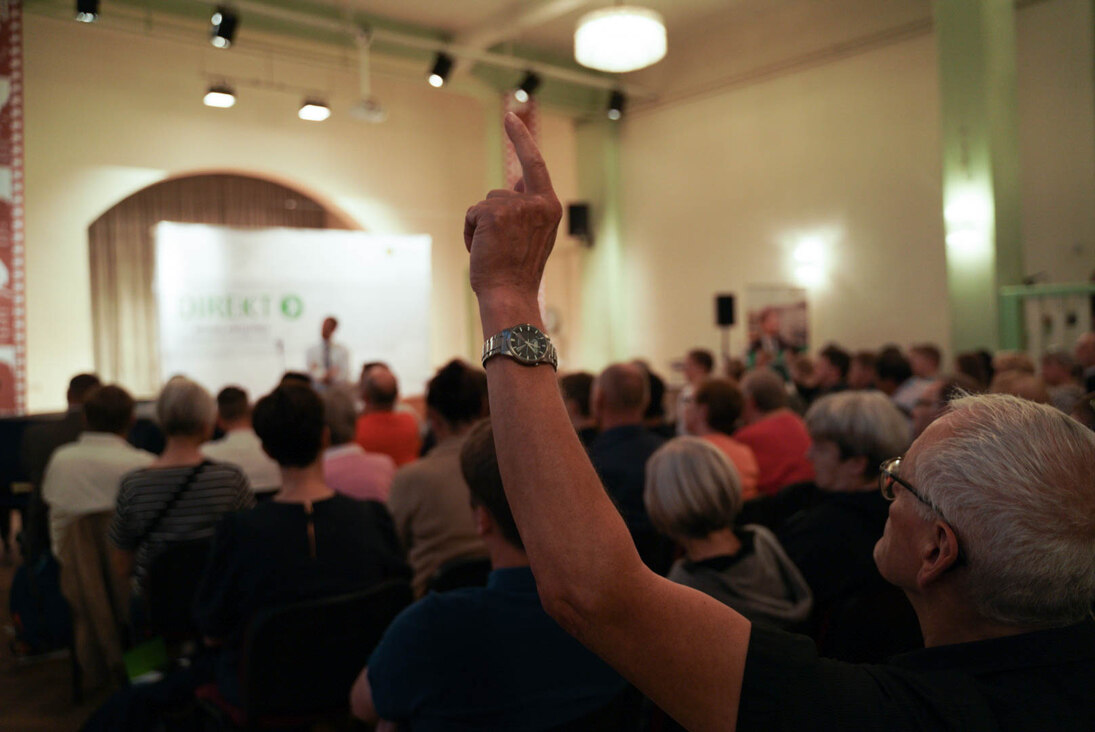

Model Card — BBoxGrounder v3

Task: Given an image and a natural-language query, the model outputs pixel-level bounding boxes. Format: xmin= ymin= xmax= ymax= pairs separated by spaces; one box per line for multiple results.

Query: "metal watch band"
xmin=481 ymin=326 xmax=558 ymax=370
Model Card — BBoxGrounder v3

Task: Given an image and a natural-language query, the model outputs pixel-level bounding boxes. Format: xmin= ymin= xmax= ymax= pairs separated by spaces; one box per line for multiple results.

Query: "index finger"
xmin=504 ymin=112 xmax=554 ymax=195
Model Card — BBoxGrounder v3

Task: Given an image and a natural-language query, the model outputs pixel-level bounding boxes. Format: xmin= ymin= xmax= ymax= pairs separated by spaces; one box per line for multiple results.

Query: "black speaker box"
xmin=716 ymin=294 xmax=736 ymax=327
xmin=568 ymin=203 xmax=591 ymax=242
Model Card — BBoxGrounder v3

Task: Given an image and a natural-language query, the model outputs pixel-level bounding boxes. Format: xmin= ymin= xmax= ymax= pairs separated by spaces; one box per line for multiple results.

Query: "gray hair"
xmin=644 ymin=437 xmax=743 ymax=539
xmin=156 ymin=376 xmax=216 ymax=437
xmin=914 ymin=393 xmax=1095 ymax=627
xmin=804 ymin=391 xmax=910 ymax=477
xmin=322 ymin=386 xmax=359 ymax=446
xmin=741 ymin=368 xmax=787 ymax=413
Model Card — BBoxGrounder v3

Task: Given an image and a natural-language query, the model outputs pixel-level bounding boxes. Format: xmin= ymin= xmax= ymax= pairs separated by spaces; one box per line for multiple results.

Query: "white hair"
xmin=804 ymin=391 xmax=911 ymax=477
xmin=915 ymin=393 xmax=1095 ymax=627
xmin=644 ymin=437 xmax=743 ymax=539
xmin=156 ymin=375 xmax=216 ymax=437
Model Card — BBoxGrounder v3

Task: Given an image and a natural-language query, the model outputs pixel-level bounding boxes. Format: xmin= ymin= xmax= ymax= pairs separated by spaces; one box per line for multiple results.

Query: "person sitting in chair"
xmin=351 ymin=418 xmax=627 ymax=730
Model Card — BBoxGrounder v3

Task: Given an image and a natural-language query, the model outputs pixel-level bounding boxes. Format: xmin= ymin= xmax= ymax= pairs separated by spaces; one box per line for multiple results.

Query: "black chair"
xmin=143 ymin=538 xmax=212 ymax=644
xmin=198 ymin=579 xmax=413 ymax=729
xmin=427 ymin=554 xmax=492 ymax=593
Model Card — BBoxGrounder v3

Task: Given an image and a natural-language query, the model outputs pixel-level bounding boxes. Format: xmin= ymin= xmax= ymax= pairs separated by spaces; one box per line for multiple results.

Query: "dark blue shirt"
xmin=367 ymin=566 xmax=627 ymax=731
xmin=588 ymin=424 xmax=669 ymax=572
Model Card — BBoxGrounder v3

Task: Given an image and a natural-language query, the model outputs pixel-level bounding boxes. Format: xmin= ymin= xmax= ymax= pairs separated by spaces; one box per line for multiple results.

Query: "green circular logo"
xmin=280 ymin=295 xmax=304 ymax=319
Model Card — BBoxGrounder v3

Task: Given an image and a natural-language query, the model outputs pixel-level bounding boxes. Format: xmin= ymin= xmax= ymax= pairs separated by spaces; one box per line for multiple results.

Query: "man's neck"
xmin=910 ymin=590 xmax=1045 ymax=648
xmin=487 ymin=538 xmax=530 ymax=570
xmin=222 ymin=420 xmax=251 ymax=433
xmin=362 ymin=404 xmax=395 ymax=416
xmin=599 ymin=413 xmax=644 ymax=432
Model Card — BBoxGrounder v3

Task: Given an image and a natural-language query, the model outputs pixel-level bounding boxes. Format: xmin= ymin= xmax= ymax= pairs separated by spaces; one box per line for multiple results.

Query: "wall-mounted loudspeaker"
xmin=716 ymin=294 xmax=736 ymax=327
xmin=568 ymin=202 xmax=591 ymax=245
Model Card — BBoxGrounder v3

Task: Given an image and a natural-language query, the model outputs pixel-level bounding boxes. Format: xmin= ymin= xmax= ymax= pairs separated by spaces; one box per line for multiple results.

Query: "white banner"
xmin=154 ymin=223 xmax=432 ymax=401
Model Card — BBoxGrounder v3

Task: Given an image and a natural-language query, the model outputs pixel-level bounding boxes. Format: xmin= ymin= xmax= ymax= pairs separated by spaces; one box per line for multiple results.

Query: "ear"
xmin=916 ymin=521 xmax=961 ymax=589
xmin=472 ymin=504 xmax=493 ymax=538
xmin=841 ymin=454 xmax=869 ymax=480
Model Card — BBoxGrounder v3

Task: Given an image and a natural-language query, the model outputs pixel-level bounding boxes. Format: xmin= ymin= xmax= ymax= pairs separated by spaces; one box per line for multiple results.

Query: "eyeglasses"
xmin=879 ymin=456 xmax=966 ymax=564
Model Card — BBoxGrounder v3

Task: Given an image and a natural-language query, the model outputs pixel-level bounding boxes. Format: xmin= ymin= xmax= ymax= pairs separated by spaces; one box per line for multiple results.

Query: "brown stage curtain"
xmin=88 ymin=174 xmax=351 ymax=397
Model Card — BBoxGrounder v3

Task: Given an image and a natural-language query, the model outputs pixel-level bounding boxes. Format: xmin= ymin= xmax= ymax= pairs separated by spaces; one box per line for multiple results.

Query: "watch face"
xmin=509 ymin=324 xmax=548 ymax=362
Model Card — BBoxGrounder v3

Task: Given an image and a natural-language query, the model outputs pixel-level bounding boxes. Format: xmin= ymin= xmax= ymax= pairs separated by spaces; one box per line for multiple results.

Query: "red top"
xmin=702 ymin=433 xmax=760 ymax=501
xmin=734 ymin=409 xmax=815 ymax=496
xmin=354 ymin=410 xmax=422 ymax=467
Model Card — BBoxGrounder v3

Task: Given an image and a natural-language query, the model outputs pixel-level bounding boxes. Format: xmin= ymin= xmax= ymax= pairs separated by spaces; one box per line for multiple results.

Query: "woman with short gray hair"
xmin=110 ymin=376 xmax=254 ymax=602
xmin=644 ymin=437 xmax=812 ymax=631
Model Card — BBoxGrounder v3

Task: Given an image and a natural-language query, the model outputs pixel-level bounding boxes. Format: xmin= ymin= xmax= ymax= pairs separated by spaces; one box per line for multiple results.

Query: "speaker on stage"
xmin=716 ymin=294 xmax=736 ymax=327
xmin=568 ymin=203 xmax=591 ymax=245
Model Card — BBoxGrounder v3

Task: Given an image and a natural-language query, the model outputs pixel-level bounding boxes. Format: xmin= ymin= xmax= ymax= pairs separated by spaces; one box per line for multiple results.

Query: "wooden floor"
xmin=0 ymin=515 xmax=113 ymax=732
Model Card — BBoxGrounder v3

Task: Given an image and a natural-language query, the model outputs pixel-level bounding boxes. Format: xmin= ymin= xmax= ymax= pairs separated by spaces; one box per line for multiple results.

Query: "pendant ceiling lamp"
xmin=574 ymin=5 xmax=666 ymax=73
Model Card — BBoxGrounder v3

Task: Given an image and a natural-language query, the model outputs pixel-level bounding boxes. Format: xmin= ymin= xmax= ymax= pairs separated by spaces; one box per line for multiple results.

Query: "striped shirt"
xmin=110 ymin=461 xmax=255 ymax=591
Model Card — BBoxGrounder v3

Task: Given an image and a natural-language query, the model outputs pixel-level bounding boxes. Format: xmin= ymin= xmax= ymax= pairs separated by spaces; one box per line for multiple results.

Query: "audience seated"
xmin=559 ymin=371 xmax=598 ymax=447
xmin=588 ymin=362 xmax=672 ymax=574
xmin=354 ymin=363 xmax=422 ymax=467
xmin=388 ymin=360 xmax=488 ymax=597
xmin=201 ymin=386 xmax=281 ymax=497
xmin=645 ymin=437 xmax=811 ymax=630
xmin=681 ymin=378 xmax=759 ymax=500
xmin=19 ymin=372 xmax=101 ymax=561
xmin=788 ymin=352 xmax=819 ymax=409
xmin=110 ymin=376 xmax=254 ymax=601
xmin=322 ymin=387 xmax=396 ymax=502
xmin=1072 ymin=391 xmax=1095 ymax=431
xmin=351 ymin=419 xmax=627 ymax=730
xmin=847 ymin=350 xmax=877 ymax=390
xmin=635 ymin=361 xmax=676 ymax=439
xmin=42 ymin=385 xmax=154 ymax=562
xmin=83 ymin=383 xmax=409 ymax=729
xmin=734 ymin=368 xmax=813 ymax=495
xmin=459 ymin=117 xmax=1095 ymax=730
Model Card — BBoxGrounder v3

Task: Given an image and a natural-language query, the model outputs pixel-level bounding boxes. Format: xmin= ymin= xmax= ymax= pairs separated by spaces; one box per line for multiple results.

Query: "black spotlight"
xmin=210 ymin=5 xmax=239 ymax=49
xmin=428 ymin=53 xmax=454 ymax=88
xmin=514 ymin=72 xmax=541 ymax=103
xmin=75 ymin=0 xmax=99 ymax=23
xmin=607 ymin=90 xmax=626 ymax=121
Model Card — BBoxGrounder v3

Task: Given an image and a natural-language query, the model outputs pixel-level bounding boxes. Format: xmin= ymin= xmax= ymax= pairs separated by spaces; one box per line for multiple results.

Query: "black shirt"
xmin=588 ymin=424 xmax=670 ymax=573
xmin=193 ymin=494 xmax=410 ymax=704
xmin=738 ymin=620 xmax=1095 ymax=731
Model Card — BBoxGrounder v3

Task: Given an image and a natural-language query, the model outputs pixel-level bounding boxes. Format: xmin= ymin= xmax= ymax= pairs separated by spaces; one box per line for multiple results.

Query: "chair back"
xmin=427 ymin=555 xmax=492 ymax=593
xmin=239 ymin=579 xmax=413 ymax=721
xmin=144 ymin=538 xmax=211 ymax=642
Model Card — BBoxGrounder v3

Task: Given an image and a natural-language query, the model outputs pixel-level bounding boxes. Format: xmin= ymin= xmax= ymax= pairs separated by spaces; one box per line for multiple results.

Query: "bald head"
xmin=596 ymin=363 xmax=650 ymax=425
xmin=362 ymin=365 xmax=399 ymax=410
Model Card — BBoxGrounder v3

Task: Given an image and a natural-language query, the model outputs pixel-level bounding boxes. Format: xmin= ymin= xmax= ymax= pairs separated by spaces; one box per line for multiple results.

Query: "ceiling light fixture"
xmin=298 ymin=99 xmax=331 ymax=122
xmin=75 ymin=0 xmax=99 ymax=23
xmin=607 ymin=90 xmax=626 ymax=120
xmin=513 ymin=72 xmax=541 ymax=104
xmin=210 ymin=5 xmax=239 ymax=49
xmin=428 ymin=52 xmax=454 ymax=88
xmin=203 ymin=84 xmax=236 ymax=108
xmin=349 ymin=29 xmax=387 ymax=123
xmin=575 ymin=6 xmax=666 ymax=73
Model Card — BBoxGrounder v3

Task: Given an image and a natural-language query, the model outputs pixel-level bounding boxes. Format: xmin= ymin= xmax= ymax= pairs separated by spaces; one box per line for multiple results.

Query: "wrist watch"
xmin=482 ymin=323 xmax=558 ymax=370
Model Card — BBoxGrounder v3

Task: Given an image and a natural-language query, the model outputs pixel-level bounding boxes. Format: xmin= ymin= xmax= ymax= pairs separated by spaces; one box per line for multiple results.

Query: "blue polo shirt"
xmin=367 ymin=566 xmax=627 ymax=731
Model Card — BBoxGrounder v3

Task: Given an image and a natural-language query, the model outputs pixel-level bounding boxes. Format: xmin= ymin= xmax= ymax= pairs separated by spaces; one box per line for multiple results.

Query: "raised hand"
xmin=464 ymin=113 xmax=562 ymax=312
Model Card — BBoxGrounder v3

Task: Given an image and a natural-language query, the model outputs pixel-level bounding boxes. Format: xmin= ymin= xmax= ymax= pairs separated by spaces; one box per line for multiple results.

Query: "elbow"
xmin=536 ymin=572 xmax=618 ymax=644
